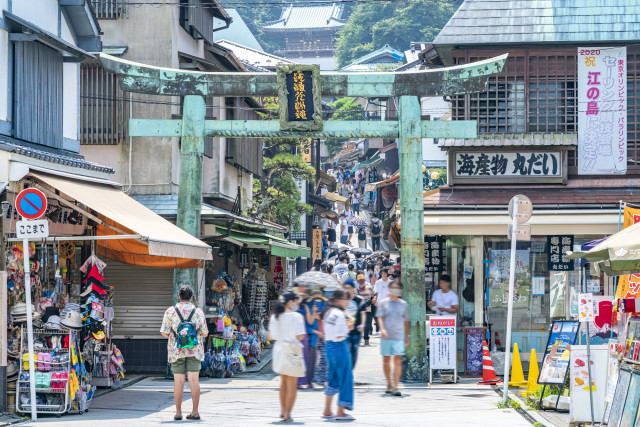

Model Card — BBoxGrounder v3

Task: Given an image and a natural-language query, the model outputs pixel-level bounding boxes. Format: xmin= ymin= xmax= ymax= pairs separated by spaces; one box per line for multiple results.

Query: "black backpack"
xmin=358 ymin=228 xmax=366 ymax=240
xmin=172 ymin=306 xmax=199 ymax=349
xmin=371 ymin=220 xmax=381 ymax=235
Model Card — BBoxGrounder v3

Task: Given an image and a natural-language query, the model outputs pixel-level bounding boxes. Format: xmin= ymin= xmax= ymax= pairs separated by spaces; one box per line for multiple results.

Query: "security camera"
xmin=1 ymin=201 xmax=9 ymax=215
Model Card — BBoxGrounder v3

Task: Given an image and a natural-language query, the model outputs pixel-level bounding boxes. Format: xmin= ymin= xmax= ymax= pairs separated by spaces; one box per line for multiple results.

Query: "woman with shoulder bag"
xmin=268 ymin=290 xmax=306 ymax=423
xmin=321 ymin=289 xmax=355 ymax=421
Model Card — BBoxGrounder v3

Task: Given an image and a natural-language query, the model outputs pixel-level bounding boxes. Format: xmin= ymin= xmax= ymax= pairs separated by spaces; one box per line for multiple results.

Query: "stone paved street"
xmin=33 ymin=335 xmax=532 ymax=426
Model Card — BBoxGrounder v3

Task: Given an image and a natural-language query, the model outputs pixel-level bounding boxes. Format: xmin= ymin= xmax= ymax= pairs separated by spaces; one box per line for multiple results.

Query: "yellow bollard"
xmin=508 ymin=343 xmax=528 ymax=387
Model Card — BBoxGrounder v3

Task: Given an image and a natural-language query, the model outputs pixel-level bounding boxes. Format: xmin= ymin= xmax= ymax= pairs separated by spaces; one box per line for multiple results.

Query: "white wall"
xmin=62 ymin=63 xmax=79 ymax=140
xmin=421 ymin=96 xmax=450 ymax=164
xmin=12 ymin=0 xmax=59 ymax=36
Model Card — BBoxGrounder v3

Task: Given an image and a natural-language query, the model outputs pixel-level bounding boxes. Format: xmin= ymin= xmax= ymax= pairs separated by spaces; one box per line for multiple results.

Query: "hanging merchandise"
xmin=273 ymin=257 xmax=284 ymax=292
xmin=244 ymin=266 xmax=268 ymax=321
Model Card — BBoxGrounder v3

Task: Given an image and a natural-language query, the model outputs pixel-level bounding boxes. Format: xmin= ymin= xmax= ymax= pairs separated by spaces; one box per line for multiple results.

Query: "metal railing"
xmin=91 ymin=0 xmax=129 ymax=19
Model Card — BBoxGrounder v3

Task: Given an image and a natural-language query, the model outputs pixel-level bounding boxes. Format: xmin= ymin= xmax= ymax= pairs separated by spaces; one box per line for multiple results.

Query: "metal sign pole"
xmin=503 ymin=198 xmax=519 ymax=404
xmin=23 ymin=237 xmax=37 ymax=420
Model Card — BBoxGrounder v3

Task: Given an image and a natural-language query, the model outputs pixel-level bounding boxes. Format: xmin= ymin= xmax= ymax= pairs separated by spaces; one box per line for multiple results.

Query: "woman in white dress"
xmin=268 ymin=290 xmax=306 ymax=423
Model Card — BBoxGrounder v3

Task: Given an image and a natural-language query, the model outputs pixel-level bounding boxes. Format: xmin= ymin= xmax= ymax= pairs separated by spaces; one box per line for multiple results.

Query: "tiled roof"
xmin=216 ymin=40 xmax=295 ymax=71
xmin=434 ymin=0 xmax=640 ymax=46
xmin=341 ymin=44 xmax=404 ymax=71
xmin=0 ymin=135 xmax=114 ymax=174
xmin=262 ymin=3 xmax=346 ymax=31
xmin=439 ymin=133 xmax=577 ymax=148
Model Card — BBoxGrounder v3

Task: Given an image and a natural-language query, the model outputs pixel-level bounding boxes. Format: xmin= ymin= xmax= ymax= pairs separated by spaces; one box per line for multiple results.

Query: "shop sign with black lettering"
xmin=424 ymin=235 xmax=445 ymax=272
xmin=449 ymin=150 xmax=566 ymax=184
xmin=277 ymin=64 xmax=322 ymax=131
xmin=547 ymin=235 xmax=574 ymax=271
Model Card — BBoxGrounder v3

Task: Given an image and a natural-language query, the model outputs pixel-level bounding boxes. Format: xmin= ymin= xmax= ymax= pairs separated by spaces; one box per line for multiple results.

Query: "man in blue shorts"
xmin=376 ymin=280 xmax=409 ymax=396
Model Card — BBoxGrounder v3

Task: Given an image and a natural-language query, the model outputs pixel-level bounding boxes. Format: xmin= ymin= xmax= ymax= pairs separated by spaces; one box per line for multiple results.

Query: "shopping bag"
xmin=273 ymin=342 xmax=305 ymax=377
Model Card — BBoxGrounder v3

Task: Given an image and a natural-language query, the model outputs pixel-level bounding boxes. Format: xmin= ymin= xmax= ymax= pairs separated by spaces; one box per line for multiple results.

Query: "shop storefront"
xmin=2 ymin=168 xmax=213 ymax=415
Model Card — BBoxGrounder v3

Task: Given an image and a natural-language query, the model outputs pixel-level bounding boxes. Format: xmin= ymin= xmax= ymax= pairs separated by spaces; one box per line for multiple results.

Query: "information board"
xmin=429 ymin=316 xmax=456 ymax=370
xmin=538 ymin=320 xmax=580 ymax=384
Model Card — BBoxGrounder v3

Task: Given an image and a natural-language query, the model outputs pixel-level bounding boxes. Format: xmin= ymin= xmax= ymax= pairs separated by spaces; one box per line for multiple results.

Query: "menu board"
xmin=608 ymin=367 xmax=632 ymax=427
xmin=538 ymin=320 xmax=580 ymax=384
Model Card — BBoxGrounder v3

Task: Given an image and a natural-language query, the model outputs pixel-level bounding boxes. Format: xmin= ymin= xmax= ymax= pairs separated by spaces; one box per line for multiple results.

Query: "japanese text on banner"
xmin=578 ymin=47 xmax=627 ymax=175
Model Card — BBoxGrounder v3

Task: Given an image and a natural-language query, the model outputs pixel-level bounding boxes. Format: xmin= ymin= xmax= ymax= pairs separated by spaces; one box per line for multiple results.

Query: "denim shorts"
xmin=380 ymin=339 xmax=405 ymax=356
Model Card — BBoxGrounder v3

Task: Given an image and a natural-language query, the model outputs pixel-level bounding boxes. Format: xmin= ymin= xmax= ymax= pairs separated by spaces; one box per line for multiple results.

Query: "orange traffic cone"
xmin=478 ymin=340 xmax=503 ymax=385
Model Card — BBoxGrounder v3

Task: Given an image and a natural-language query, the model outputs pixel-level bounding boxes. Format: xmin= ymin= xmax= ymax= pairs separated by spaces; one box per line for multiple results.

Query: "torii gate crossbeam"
xmin=101 ymin=53 xmax=507 ymax=381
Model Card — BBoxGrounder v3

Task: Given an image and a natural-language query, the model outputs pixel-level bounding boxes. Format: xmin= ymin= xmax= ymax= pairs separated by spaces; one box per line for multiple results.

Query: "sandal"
xmin=186 ymin=413 xmax=200 ymax=420
xmin=174 ymin=414 xmax=183 ymax=420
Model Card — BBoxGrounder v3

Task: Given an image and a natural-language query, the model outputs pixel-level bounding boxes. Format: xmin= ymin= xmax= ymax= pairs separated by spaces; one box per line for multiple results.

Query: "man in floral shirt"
xmin=161 ymin=285 xmax=208 ymax=420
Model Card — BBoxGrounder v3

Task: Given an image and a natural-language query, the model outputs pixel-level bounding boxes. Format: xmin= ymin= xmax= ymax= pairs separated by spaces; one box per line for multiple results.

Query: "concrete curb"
xmin=493 ymin=386 xmax=558 ymax=427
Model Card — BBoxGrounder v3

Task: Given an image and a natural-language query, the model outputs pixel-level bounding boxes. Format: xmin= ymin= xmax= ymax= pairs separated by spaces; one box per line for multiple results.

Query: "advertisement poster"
xmin=550 ymin=272 xmax=567 ymax=318
xmin=488 ymin=249 xmax=530 ymax=308
xmin=578 ymin=293 xmax=595 ymax=322
xmin=539 ymin=320 xmax=580 ymax=384
xmin=532 ymin=276 xmax=545 ymax=296
xmin=429 ymin=316 xmax=456 ymax=370
xmin=603 ymin=340 xmax=622 ymax=423
xmin=577 ymin=47 xmax=627 ymax=175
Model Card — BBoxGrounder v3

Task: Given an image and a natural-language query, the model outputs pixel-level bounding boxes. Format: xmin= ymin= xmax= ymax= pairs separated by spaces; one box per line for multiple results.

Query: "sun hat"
xmin=356 ymin=274 xmax=366 ymax=281
xmin=41 ymin=306 xmax=59 ymax=323
xmin=60 ymin=311 xmax=83 ymax=330
xmin=44 ymin=315 xmax=62 ymax=330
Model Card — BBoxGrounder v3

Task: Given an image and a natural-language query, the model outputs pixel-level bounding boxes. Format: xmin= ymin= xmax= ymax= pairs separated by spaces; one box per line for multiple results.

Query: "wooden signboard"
xmin=277 ymin=64 xmax=322 ymax=131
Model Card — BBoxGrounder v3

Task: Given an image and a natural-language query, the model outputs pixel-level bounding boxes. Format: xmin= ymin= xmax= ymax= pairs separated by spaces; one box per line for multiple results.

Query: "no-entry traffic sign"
xmin=15 ymin=188 xmax=48 ymax=220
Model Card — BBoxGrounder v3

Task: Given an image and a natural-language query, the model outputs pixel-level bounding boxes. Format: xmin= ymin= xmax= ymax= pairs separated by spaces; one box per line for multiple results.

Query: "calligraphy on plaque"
xmin=547 ymin=235 xmax=574 ymax=271
xmin=424 ymin=235 xmax=445 ymax=273
xmin=276 ymin=64 xmax=322 ymax=131
xmin=450 ymin=150 xmax=566 ymax=184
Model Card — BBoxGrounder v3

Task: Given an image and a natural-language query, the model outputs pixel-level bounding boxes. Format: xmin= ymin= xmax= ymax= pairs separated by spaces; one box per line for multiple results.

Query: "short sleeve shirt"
xmin=324 ymin=308 xmax=349 ymax=342
xmin=160 ymin=302 xmax=209 ymax=363
xmin=269 ymin=312 xmax=306 ymax=347
xmin=431 ymin=290 xmax=459 ymax=315
xmin=376 ymin=298 xmax=409 ymax=341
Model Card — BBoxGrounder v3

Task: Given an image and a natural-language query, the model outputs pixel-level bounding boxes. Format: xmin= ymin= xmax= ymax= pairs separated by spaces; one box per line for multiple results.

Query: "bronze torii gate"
xmin=101 ymin=53 xmax=507 ymax=380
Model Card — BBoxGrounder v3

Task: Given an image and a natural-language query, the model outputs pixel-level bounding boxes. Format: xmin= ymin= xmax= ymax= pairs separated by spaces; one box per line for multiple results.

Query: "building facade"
xmin=261 ymin=3 xmax=346 ymax=70
xmin=426 ymin=0 xmax=640 ymax=368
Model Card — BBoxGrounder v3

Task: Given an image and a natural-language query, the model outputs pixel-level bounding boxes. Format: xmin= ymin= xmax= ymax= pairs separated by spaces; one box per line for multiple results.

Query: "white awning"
xmin=422 ymin=210 xmax=620 ymax=236
xmin=30 ymin=172 xmax=212 ymax=261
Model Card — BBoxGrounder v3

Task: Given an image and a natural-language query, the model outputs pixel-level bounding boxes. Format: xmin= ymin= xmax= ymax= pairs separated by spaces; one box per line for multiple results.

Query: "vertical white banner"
xmin=578 ymin=47 xmax=627 ymax=175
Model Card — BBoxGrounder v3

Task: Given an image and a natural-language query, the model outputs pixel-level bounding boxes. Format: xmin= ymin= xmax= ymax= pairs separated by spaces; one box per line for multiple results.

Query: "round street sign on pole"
xmin=15 ymin=188 xmax=48 ymax=220
xmin=508 ymin=194 xmax=532 ymax=224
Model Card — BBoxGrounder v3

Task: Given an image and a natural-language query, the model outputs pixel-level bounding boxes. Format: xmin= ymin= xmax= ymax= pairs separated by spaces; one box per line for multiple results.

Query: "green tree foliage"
xmin=323 ymin=97 xmax=365 ymax=156
xmin=334 ymin=1 xmax=462 ymax=68
xmin=251 ymin=97 xmax=315 ymax=230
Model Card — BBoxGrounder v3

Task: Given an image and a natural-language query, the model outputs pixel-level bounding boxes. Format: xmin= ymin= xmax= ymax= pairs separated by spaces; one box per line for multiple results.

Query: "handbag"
xmin=273 ymin=342 xmax=305 ymax=377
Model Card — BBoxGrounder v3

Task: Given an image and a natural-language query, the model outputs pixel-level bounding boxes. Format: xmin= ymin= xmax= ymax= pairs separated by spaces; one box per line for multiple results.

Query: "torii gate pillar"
xmin=173 ymin=96 xmax=206 ymax=302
